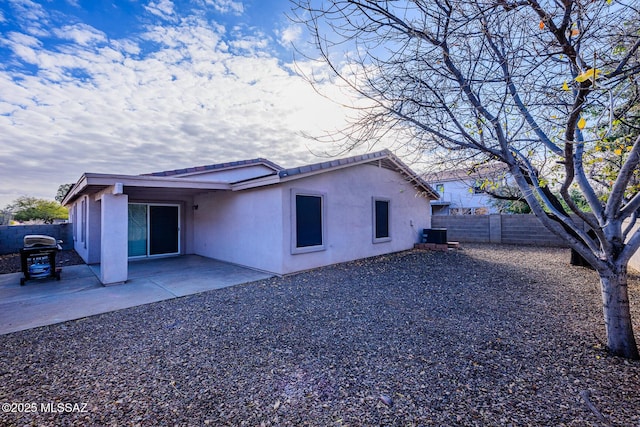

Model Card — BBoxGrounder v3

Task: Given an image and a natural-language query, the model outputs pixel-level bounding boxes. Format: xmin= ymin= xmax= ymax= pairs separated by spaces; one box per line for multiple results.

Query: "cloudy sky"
xmin=0 ymin=0 xmax=376 ymax=208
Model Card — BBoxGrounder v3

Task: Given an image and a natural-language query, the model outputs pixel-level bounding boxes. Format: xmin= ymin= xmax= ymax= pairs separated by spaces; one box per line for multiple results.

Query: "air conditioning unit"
xmin=422 ymin=228 xmax=447 ymax=244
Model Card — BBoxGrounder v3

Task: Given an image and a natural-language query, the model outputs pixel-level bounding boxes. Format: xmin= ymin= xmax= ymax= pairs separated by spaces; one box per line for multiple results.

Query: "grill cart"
xmin=19 ymin=235 xmax=62 ymax=286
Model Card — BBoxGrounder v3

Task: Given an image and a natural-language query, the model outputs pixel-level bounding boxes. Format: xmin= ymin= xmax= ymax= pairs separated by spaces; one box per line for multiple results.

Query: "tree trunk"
xmin=599 ymin=267 xmax=640 ymax=359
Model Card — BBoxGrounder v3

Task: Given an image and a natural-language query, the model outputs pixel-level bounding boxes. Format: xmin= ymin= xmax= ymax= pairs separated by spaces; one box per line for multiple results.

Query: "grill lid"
xmin=23 ymin=235 xmax=58 ymax=248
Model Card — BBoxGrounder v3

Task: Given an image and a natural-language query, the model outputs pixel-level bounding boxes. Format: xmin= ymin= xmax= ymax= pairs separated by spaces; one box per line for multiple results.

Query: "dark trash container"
xmin=569 ymin=229 xmax=597 ymax=270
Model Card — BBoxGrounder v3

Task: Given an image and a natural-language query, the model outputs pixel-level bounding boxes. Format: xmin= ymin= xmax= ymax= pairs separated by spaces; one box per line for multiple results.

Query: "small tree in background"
xmin=55 ymin=183 xmax=74 ymax=204
xmin=6 ymin=196 xmax=68 ymax=224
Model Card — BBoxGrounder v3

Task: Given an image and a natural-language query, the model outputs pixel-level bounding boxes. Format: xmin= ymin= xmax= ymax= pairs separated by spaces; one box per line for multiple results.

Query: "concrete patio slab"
xmin=0 ymin=255 xmax=273 ymax=335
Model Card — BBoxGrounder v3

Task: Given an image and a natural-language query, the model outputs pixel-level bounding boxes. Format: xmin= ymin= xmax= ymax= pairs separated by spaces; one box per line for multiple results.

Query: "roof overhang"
xmin=62 ymin=150 xmax=439 ymax=205
xmin=62 ymin=173 xmax=230 ymax=205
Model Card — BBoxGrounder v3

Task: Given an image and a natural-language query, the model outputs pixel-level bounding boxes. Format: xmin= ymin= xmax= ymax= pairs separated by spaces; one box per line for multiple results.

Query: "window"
xmin=436 ymin=184 xmax=444 ymax=194
xmin=373 ymin=198 xmax=391 ymax=243
xmin=81 ymin=198 xmax=87 ymax=247
xmin=292 ymin=190 xmax=326 ymax=253
xmin=72 ymin=204 xmax=77 ymax=242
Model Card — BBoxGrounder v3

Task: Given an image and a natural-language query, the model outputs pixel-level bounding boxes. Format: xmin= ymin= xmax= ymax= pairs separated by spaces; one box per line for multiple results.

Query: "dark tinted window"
xmin=375 ymin=200 xmax=389 ymax=239
xmin=296 ymin=195 xmax=323 ymax=247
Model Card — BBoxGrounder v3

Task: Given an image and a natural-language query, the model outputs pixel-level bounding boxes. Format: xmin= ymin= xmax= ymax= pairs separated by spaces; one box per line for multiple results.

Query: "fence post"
xmin=489 ymin=214 xmax=502 ymax=244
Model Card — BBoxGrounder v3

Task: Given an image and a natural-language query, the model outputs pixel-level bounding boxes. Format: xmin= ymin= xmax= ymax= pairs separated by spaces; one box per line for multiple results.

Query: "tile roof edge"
xmin=278 ymin=149 xmax=391 ymax=178
xmin=142 ymin=158 xmax=283 ymax=177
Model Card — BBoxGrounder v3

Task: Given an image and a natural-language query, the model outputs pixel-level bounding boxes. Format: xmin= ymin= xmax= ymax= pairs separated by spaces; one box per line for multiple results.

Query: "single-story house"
xmin=62 ymin=149 xmax=438 ymax=285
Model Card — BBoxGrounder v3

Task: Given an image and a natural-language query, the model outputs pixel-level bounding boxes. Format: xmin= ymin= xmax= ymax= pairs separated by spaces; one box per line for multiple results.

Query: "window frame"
xmin=291 ymin=189 xmax=327 ymax=254
xmin=372 ymin=197 xmax=391 ymax=243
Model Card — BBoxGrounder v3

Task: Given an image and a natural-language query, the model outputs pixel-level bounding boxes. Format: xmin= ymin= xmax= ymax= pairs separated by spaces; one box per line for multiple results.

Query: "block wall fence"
xmin=0 ymin=223 xmax=74 ymax=255
xmin=430 ymin=214 xmax=588 ymax=246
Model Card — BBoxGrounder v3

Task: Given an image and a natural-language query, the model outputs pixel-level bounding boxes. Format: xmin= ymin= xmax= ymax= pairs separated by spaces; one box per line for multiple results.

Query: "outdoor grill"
xmin=19 ymin=234 xmax=62 ymax=286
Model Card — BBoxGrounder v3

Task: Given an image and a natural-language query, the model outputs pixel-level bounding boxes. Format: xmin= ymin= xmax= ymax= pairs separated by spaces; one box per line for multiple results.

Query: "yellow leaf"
xmin=562 ymin=81 xmax=569 ymax=91
xmin=539 ymin=21 xmax=545 ymax=30
xmin=614 ymin=148 xmax=622 ymax=155
xmin=577 ymin=117 xmax=586 ymax=130
xmin=575 ymin=68 xmax=602 ymax=83
xmin=607 ymin=0 xmax=612 ymax=4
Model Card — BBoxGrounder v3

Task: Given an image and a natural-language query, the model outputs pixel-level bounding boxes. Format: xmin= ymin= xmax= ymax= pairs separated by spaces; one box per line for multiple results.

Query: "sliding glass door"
xmin=128 ymin=203 xmax=180 ymax=258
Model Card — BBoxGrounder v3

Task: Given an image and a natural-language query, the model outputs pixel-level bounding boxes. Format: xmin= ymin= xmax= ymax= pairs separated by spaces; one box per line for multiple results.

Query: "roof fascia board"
xmin=61 ymin=174 xmax=89 ymax=206
xmin=167 ymin=162 xmax=280 ymax=179
xmin=82 ymin=173 xmax=231 ymax=190
xmin=230 ymin=175 xmax=280 ymax=191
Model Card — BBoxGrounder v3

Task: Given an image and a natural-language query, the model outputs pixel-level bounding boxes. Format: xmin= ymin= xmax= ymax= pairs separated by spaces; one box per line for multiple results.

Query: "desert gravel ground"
xmin=0 ymin=244 xmax=639 ymax=426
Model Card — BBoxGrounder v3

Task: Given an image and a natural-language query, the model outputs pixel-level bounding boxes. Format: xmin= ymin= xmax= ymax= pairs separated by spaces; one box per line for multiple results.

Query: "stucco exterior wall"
xmin=70 ymin=195 xmax=101 ymax=264
xmin=192 ymin=186 xmax=285 ymax=273
xmin=278 ymin=163 xmax=431 ymax=274
xmin=192 ymin=163 xmax=431 ymax=275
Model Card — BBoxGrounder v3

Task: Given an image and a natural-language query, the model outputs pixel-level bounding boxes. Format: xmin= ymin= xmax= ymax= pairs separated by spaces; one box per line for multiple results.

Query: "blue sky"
xmin=0 ymin=0 xmax=366 ymax=207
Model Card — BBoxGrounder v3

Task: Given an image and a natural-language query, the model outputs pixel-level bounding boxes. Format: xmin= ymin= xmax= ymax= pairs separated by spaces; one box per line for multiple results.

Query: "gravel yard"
xmin=0 ymin=244 xmax=639 ymax=426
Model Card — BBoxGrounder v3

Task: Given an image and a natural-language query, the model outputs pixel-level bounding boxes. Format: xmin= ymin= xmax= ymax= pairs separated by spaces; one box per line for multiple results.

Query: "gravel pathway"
xmin=0 ymin=244 xmax=638 ymax=426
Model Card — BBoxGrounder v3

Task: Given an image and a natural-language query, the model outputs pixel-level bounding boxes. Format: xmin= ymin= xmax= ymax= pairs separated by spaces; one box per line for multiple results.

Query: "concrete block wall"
xmin=431 ymin=214 xmax=586 ymax=247
xmin=430 ymin=215 xmax=491 ymax=242
xmin=500 ymin=215 xmax=568 ymax=246
xmin=0 ymin=224 xmax=74 ymax=255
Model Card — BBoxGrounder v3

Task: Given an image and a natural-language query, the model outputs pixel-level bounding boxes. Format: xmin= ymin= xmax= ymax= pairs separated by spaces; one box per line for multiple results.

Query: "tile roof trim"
xmin=143 ymin=158 xmax=283 ymax=177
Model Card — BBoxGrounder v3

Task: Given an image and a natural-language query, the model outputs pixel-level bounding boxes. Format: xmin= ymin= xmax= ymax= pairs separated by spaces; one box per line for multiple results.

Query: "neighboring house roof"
xmin=424 ymin=163 xmax=509 ymax=183
xmin=62 ymin=149 xmax=438 ymax=205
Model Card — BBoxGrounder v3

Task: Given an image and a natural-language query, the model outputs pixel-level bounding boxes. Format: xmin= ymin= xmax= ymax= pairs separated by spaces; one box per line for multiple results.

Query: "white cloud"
xmin=53 ymin=24 xmax=107 ymax=46
xmin=277 ymin=24 xmax=303 ymax=47
xmin=0 ymin=9 xmax=366 ymax=207
xmin=144 ymin=0 xmax=177 ymax=21
xmin=7 ymin=0 xmax=50 ymax=36
xmin=203 ymin=0 xmax=244 ymax=15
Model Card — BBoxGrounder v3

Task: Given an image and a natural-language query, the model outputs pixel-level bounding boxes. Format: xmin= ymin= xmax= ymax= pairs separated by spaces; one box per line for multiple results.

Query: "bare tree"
xmin=292 ymin=0 xmax=640 ymax=359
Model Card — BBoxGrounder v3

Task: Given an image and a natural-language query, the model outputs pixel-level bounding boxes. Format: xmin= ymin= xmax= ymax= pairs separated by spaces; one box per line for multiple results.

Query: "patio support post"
xmin=100 ymin=192 xmax=128 ymax=285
